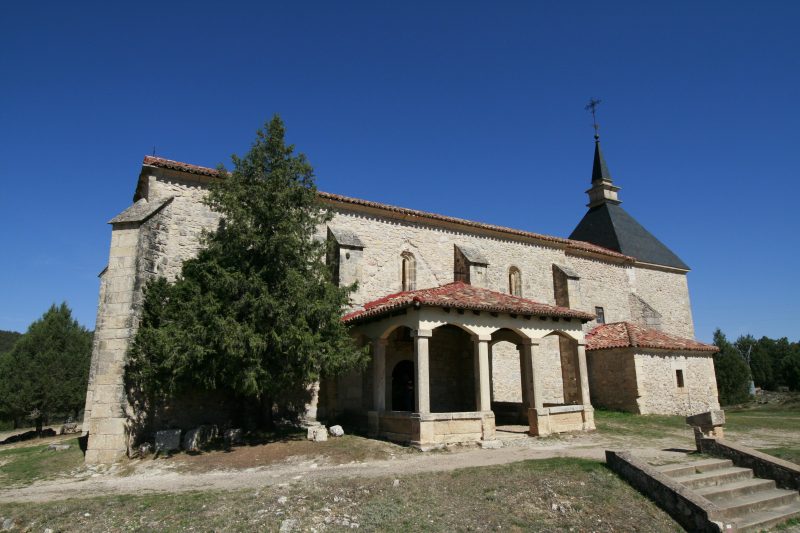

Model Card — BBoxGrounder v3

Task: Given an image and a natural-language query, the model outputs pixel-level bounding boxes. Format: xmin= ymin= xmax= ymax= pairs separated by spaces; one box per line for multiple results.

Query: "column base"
xmin=367 ymin=411 xmax=380 ymax=437
xmin=528 ymin=405 xmax=594 ymax=436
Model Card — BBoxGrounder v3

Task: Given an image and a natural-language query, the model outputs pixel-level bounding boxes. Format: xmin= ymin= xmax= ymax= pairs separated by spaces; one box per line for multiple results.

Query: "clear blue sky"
xmin=1 ymin=1 xmax=797 ymax=343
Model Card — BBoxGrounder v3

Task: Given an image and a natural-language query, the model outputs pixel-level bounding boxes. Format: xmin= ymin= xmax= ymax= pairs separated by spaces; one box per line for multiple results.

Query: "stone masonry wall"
xmin=491 ymin=341 xmax=521 ymax=402
xmin=585 ymin=348 xmax=640 ymax=412
xmin=634 ymin=350 xmax=720 ymax=415
xmin=630 ymin=268 xmax=695 ymax=338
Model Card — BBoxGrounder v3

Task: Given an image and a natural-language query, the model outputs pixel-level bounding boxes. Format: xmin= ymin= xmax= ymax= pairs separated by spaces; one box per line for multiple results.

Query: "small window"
xmin=676 ymin=369 xmax=685 ymax=388
xmin=401 ymin=252 xmax=416 ymax=292
xmin=595 ymin=306 xmax=605 ymax=324
xmin=508 ymin=267 xmax=522 ymax=297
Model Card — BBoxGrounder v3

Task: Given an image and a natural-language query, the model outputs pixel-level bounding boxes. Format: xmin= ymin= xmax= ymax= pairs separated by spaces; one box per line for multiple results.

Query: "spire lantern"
xmin=583 ymin=98 xmax=621 ymax=208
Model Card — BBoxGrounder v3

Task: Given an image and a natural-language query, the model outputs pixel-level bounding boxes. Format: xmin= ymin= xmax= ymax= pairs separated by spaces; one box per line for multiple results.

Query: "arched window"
xmin=508 ymin=266 xmax=522 ymax=297
xmin=401 ymin=252 xmax=416 ymax=291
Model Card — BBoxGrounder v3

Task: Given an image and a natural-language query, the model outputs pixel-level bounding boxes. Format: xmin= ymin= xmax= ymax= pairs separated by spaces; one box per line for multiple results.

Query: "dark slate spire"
xmin=591 ymin=139 xmax=612 ymax=183
xmin=585 ymin=138 xmax=620 ymax=208
xmin=570 ymin=137 xmax=690 ymax=270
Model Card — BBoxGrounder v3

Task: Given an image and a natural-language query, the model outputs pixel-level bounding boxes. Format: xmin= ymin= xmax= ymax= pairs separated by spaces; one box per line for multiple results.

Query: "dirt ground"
xmin=1 ymin=403 xmax=799 ymax=506
xmin=0 ymin=428 xmax=693 ymax=504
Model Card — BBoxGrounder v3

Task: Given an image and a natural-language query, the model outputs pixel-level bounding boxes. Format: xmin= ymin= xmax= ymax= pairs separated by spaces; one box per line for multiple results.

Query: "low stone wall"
xmin=605 ymin=450 xmax=730 ymax=533
xmin=699 ymin=438 xmax=800 ymax=491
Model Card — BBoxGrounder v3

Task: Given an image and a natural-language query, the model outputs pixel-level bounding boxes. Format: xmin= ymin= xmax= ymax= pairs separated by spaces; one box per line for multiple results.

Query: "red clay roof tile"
xmin=586 ymin=322 xmax=718 ymax=352
xmin=342 ymin=281 xmax=595 ymax=325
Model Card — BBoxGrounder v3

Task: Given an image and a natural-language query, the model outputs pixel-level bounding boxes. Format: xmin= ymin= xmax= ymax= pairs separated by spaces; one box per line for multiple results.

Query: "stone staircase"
xmin=655 ymin=457 xmax=800 ymax=531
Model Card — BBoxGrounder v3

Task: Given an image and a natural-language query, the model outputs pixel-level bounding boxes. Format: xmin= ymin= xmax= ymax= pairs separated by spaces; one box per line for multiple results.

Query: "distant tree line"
xmin=713 ymin=328 xmax=800 ymax=406
xmin=0 ymin=304 xmax=92 ymax=434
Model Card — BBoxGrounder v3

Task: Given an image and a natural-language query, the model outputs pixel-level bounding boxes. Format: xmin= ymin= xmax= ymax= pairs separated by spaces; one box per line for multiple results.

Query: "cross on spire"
xmin=585 ymin=98 xmax=602 ymax=140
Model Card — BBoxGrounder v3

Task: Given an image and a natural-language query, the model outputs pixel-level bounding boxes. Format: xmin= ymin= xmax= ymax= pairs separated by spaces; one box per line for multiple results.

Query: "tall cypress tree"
xmin=128 ymin=116 xmax=367 ymax=427
xmin=0 ymin=303 xmax=92 ymax=434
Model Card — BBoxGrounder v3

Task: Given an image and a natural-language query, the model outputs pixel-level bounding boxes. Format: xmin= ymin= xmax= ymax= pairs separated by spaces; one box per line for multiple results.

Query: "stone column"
xmin=372 ymin=338 xmax=387 ymax=411
xmin=474 ymin=335 xmax=492 ymax=412
xmin=522 ymin=340 xmax=551 ymax=436
xmin=413 ymin=329 xmax=432 ymax=414
xmin=576 ymin=342 xmax=595 ymax=431
xmin=518 ymin=344 xmax=531 ymax=409
xmin=520 ymin=340 xmax=543 ymax=409
xmin=576 ymin=343 xmax=591 ymax=406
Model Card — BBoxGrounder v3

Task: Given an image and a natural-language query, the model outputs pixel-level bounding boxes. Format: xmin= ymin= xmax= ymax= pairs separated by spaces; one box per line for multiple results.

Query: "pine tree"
xmin=0 ymin=303 xmax=92 ymax=434
xmin=127 ymin=116 xmax=368 ymax=427
xmin=712 ymin=329 xmax=751 ymax=405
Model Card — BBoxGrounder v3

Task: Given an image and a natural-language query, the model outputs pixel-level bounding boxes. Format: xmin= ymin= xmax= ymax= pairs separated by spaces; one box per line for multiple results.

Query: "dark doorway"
xmin=391 ymin=360 xmax=415 ymax=411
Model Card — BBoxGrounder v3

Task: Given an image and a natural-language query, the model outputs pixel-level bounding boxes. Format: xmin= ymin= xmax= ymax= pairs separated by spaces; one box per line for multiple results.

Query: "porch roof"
xmin=586 ymin=322 xmax=718 ymax=352
xmin=342 ymin=282 xmax=596 ymax=325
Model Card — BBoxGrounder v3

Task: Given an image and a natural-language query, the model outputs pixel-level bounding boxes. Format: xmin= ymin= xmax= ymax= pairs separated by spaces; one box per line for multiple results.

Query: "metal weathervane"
xmin=585 ymin=98 xmax=602 ymax=140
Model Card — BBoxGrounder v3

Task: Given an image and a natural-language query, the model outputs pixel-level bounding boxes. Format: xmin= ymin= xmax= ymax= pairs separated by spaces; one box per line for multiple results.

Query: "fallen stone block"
xmin=182 ymin=425 xmax=218 ymax=452
xmin=329 ymin=425 xmax=344 ymax=437
xmin=224 ymin=428 xmax=243 ymax=446
xmin=307 ymin=426 xmax=328 ymax=442
xmin=47 ymin=443 xmax=71 ymax=451
xmin=155 ymin=429 xmax=182 ymax=454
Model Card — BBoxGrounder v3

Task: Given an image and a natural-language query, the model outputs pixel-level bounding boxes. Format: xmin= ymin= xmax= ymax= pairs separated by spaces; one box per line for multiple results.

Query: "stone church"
xmin=82 ymin=137 xmax=719 ymax=463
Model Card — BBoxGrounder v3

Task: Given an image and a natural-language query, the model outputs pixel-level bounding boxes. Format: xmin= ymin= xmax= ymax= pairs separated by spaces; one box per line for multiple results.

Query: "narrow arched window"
xmin=401 ymin=252 xmax=416 ymax=291
xmin=508 ymin=266 xmax=522 ymax=297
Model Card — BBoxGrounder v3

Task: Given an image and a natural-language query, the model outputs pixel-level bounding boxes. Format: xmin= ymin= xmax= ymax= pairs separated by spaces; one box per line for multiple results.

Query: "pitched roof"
xmin=569 ymin=202 xmax=690 ymax=270
xmin=586 ymin=322 xmax=717 ymax=352
xmin=342 ymin=282 xmax=595 ymax=325
xmin=109 ymin=197 xmax=173 ymax=224
xmin=140 ymin=156 xmax=633 ymax=263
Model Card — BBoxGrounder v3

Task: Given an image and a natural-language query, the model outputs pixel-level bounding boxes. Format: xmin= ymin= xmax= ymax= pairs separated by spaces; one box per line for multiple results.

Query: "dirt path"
xmin=0 ymin=432 xmax=693 ymax=504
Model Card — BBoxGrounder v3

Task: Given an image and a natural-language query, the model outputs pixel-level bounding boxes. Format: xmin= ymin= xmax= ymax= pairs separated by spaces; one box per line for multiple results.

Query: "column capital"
xmin=413 ymin=329 xmax=433 ymax=338
xmin=474 ymin=334 xmax=492 ymax=342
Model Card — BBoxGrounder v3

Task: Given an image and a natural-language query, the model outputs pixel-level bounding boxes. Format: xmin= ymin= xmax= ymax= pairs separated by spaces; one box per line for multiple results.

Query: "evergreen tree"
xmin=712 ymin=329 xmax=751 ymax=405
xmin=0 ymin=303 xmax=92 ymax=434
xmin=127 ymin=116 xmax=368 ymax=427
xmin=0 ymin=330 xmax=21 ymax=355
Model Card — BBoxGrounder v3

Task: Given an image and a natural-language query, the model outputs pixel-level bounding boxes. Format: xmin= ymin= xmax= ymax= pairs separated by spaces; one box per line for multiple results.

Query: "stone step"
xmin=735 ymin=502 xmax=800 ymax=533
xmin=695 ymin=478 xmax=776 ymax=502
xmin=718 ymin=488 xmax=800 ymax=520
xmin=673 ymin=467 xmax=752 ymax=489
xmin=655 ymin=458 xmax=733 ymax=478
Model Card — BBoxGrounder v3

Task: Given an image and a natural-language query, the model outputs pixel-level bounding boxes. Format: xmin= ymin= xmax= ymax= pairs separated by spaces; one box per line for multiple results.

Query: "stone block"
xmin=329 ymin=425 xmax=344 ymax=437
xmin=224 ymin=428 xmax=243 ymax=446
xmin=155 ymin=429 xmax=182 ymax=453
xmin=307 ymin=426 xmax=328 ymax=442
xmin=686 ymin=409 xmax=725 ymax=428
xmin=182 ymin=425 xmax=218 ymax=451
xmin=96 ymin=417 xmax=126 ymax=436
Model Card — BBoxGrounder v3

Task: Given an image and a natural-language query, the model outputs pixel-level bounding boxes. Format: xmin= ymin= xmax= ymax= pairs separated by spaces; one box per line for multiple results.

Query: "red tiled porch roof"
xmin=140 ymin=156 xmax=633 ymax=262
xmin=342 ymin=282 xmax=595 ymax=325
xmin=586 ymin=322 xmax=718 ymax=353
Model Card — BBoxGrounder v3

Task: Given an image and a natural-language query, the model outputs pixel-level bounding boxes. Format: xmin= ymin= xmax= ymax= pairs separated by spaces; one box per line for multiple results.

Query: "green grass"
xmin=0 ymin=457 xmax=681 ymax=532
xmin=725 ymin=404 xmax=800 ymax=432
xmin=594 ymin=409 xmax=690 ymax=438
xmin=756 ymin=447 xmax=800 ymax=465
xmin=0 ymin=438 xmax=84 ymax=486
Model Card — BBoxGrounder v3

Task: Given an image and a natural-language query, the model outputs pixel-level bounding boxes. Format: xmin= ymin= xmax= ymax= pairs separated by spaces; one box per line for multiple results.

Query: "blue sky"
xmin=1 ymin=1 xmax=797 ymax=342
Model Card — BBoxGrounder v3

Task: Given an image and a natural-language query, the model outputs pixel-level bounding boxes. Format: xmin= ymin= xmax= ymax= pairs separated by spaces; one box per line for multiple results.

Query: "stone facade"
xmin=82 ymin=156 xmax=718 ymax=462
xmin=587 ymin=348 xmax=720 ymax=415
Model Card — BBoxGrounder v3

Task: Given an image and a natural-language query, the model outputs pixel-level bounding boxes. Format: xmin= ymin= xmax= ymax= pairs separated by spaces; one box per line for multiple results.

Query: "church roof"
xmin=586 ymin=322 xmax=717 ymax=352
xmin=141 ymin=156 xmax=634 ymax=263
xmin=569 ymin=202 xmax=690 ymax=270
xmin=342 ymin=282 xmax=596 ymax=325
